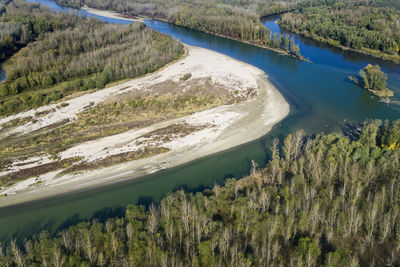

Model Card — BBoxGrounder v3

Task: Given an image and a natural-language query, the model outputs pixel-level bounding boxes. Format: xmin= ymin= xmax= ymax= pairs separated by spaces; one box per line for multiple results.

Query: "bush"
xmin=85 ymin=78 xmax=96 ymax=89
xmin=180 ymin=73 xmax=192 ymax=81
xmin=0 ymin=84 xmax=10 ymax=96
xmin=42 ymin=76 xmax=54 ymax=86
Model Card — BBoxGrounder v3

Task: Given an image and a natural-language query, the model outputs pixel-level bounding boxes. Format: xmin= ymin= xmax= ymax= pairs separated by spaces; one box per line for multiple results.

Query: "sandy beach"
xmin=0 ymin=45 xmax=289 ymax=207
xmin=82 ymin=5 xmax=145 ymax=22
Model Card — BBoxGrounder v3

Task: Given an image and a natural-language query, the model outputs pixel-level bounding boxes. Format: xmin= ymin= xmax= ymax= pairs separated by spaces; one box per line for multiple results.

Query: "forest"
xmin=55 ymin=0 xmax=305 ymax=57
xmin=2 ymin=120 xmax=400 ymax=266
xmin=52 ymin=0 xmax=400 ymax=62
xmin=0 ymin=0 xmax=184 ymax=116
xmin=280 ymin=2 xmax=400 ymax=62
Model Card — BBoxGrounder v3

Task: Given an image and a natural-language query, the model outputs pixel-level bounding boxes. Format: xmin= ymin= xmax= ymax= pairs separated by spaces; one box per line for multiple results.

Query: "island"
xmin=350 ymin=64 xmax=394 ymax=99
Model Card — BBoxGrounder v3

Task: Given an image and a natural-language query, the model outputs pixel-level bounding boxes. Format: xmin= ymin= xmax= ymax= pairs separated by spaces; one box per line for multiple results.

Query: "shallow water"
xmin=0 ymin=2 xmax=399 ymax=241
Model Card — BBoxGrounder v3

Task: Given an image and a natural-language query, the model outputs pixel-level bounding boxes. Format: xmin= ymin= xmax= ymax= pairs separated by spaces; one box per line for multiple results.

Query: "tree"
xmin=296 ymin=237 xmax=321 ymax=266
xmin=325 ymin=249 xmax=351 ymax=266
xmin=0 ymin=84 xmax=10 ymax=96
xmin=42 ymin=75 xmax=54 ymax=86
xmin=359 ymin=64 xmax=387 ymax=91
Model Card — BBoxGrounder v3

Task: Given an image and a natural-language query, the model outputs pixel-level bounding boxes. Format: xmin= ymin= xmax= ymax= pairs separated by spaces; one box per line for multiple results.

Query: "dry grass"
xmin=0 ymin=77 xmax=246 ymax=187
xmin=0 ymin=157 xmax=82 ymax=187
xmin=0 ymin=116 xmax=33 ymax=132
xmin=60 ymin=147 xmax=169 ymax=175
xmin=0 ymin=78 xmax=236 ymax=161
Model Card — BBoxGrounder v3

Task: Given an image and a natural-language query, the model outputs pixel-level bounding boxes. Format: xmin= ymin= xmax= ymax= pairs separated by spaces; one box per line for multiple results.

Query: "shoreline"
xmin=0 ymin=46 xmax=289 ymax=208
xmin=82 ymin=6 xmax=310 ymax=62
xmin=278 ymin=21 xmax=400 ymax=64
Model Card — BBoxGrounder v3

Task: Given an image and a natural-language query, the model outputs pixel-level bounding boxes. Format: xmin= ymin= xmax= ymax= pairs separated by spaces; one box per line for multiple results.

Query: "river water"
xmin=0 ymin=1 xmax=399 ymax=241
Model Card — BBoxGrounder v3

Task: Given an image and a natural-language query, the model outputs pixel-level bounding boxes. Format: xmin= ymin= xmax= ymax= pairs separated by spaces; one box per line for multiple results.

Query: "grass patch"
xmin=61 ymin=147 xmax=169 ymax=174
xmin=0 ymin=157 xmax=82 ymax=187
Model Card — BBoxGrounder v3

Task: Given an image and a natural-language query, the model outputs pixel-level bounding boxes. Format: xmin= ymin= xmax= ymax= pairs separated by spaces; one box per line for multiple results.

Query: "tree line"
xmin=0 ymin=0 xmax=184 ymax=117
xmin=2 ymin=119 xmax=400 ymax=266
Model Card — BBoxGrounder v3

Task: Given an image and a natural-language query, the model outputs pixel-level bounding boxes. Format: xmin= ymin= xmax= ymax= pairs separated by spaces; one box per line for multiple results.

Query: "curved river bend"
xmin=0 ymin=1 xmax=399 ymax=241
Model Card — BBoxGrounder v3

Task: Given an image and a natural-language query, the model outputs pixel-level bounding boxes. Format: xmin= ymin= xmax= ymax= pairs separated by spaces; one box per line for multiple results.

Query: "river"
xmin=0 ymin=1 xmax=399 ymax=241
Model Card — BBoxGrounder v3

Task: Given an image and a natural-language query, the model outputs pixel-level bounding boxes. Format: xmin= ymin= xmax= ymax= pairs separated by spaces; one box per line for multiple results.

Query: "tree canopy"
xmin=359 ymin=64 xmax=387 ymax=91
xmin=280 ymin=3 xmax=400 ymax=62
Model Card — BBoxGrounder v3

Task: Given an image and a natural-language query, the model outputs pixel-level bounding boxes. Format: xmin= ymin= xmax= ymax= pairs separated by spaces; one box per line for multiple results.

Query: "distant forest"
xmin=280 ymin=2 xmax=400 ymax=62
xmin=56 ymin=0 xmax=400 ymax=63
xmin=2 ymin=120 xmax=400 ymax=266
xmin=0 ymin=0 xmax=184 ymax=116
xmin=56 ymin=0 xmax=305 ymax=56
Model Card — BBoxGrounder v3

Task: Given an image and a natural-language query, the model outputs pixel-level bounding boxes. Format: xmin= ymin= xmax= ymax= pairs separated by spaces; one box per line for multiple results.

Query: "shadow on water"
xmin=11 ymin=217 xmax=56 ymax=243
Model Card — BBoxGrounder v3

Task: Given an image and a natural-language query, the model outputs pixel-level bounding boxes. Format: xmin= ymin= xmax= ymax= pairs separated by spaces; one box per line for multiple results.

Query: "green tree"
xmin=198 ymin=241 xmax=214 ymax=266
xmin=359 ymin=64 xmax=387 ymax=91
xmin=42 ymin=75 xmax=54 ymax=86
xmin=325 ymin=249 xmax=351 ymax=267
xmin=0 ymin=84 xmax=10 ymax=96
xmin=85 ymin=78 xmax=96 ymax=89
xmin=296 ymin=237 xmax=321 ymax=266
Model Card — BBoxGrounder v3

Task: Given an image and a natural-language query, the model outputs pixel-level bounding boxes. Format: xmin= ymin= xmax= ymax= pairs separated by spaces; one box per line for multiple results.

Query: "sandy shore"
xmin=0 ymin=46 xmax=289 ymax=207
xmin=82 ymin=5 xmax=145 ymax=22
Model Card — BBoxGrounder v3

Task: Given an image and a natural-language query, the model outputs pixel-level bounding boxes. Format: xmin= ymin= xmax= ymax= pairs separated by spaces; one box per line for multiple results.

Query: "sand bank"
xmin=0 ymin=45 xmax=289 ymax=207
xmin=82 ymin=5 xmax=145 ymax=22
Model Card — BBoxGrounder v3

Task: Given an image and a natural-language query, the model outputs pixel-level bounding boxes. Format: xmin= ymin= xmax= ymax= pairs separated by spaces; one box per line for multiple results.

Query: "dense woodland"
xmin=55 ymin=0 xmax=306 ymax=56
xmin=0 ymin=0 xmax=78 ymax=63
xmin=2 ymin=120 xmax=400 ymax=266
xmin=54 ymin=0 xmax=400 ymax=62
xmin=0 ymin=0 xmax=184 ymax=116
xmin=280 ymin=2 xmax=400 ymax=62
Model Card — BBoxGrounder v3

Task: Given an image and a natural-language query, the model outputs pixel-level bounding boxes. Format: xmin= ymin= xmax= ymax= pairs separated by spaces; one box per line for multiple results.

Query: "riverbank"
xmin=82 ymin=5 xmax=146 ymax=22
xmin=278 ymin=21 xmax=400 ymax=65
xmin=0 ymin=45 xmax=289 ymax=207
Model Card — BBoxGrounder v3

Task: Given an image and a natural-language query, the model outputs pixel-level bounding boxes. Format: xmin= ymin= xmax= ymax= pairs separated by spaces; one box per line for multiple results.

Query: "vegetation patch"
xmin=0 ymin=156 xmax=82 ymax=187
xmin=62 ymin=123 xmax=207 ymax=174
xmin=180 ymin=73 xmax=192 ymax=81
xmin=0 ymin=116 xmax=32 ymax=131
xmin=0 ymin=77 xmax=234 ymax=184
xmin=350 ymin=64 xmax=394 ymax=98
xmin=141 ymin=123 xmax=207 ymax=140
xmin=34 ymin=108 xmax=55 ymax=118
xmin=61 ymin=147 xmax=169 ymax=174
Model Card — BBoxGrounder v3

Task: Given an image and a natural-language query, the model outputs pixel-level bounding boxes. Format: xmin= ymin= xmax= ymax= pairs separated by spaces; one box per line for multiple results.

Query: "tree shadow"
xmin=136 ymin=195 xmax=155 ymax=209
xmin=340 ymin=121 xmax=362 ymax=141
xmin=7 ymin=217 xmax=56 ymax=245
xmin=171 ymin=183 xmax=209 ymax=194
xmin=56 ymin=213 xmax=81 ymax=232
xmin=91 ymin=206 xmax=125 ymax=223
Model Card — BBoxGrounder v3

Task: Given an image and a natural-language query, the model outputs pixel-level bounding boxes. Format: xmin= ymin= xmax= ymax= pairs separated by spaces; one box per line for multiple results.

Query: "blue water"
xmin=0 ymin=0 xmax=399 ymax=242
xmin=26 ymin=0 xmax=133 ymax=24
xmin=0 ymin=70 xmax=5 ymax=83
xmin=262 ymin=15 xmax=400 ymax=82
